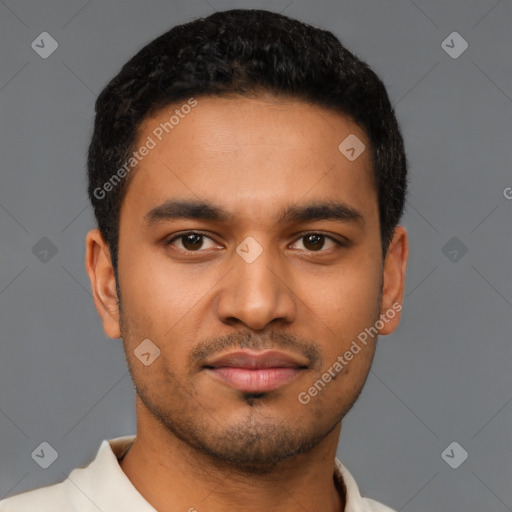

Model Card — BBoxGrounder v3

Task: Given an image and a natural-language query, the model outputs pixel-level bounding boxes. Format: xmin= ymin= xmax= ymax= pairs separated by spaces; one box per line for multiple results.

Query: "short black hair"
xmin=87 ymin=8 xmax=407 ymax=274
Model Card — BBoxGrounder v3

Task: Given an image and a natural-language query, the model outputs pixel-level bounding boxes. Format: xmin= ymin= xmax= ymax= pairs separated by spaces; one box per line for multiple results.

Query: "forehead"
xmin=120 ymin=95 xmax=377 ymax=226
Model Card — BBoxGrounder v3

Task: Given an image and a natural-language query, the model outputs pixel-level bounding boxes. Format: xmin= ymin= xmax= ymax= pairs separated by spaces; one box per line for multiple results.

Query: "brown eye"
xmin=167 ymin=232 xmax=218 ymax=252
xmin=181 ymin=233 xmax=204 ymax=251
xmin=290 ymin=233 xmax=340 ymax=252
xmin=303 ymin=234 xmax=324 ymax=251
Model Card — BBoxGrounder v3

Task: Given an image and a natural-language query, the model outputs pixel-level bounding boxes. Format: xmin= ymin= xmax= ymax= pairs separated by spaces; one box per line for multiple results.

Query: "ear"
xmin=85 ymin=228 xmax=122 ymax=339
xmin=379 ymin=226 xmax=408 ymax=335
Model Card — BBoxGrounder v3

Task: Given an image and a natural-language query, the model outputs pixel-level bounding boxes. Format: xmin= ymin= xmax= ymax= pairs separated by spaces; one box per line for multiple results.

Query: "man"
xmin=1 ymin=8 xmax=408 ymax=512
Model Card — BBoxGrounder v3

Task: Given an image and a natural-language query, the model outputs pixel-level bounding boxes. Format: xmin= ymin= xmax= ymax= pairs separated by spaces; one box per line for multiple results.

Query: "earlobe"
xmin=379 ymin=226 xmax=408 ymax=335
xmin=85 ymin=229 xmax=122 ymax=339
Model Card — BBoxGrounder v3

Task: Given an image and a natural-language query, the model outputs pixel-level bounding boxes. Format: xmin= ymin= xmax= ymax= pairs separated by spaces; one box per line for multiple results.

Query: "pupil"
xmin=305 ymin=234 xmax=324 ymax=250
xmin=184 ymin=234 xmax=203 ymax=250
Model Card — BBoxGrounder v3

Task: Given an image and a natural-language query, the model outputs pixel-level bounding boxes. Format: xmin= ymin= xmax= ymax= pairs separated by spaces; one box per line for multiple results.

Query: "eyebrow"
xmin=144 ymin=199 xmax=364 ymax=226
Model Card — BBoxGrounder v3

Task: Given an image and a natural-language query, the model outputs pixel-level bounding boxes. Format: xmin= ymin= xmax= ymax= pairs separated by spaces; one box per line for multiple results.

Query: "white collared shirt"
xmin=0 ymin=435 xmax=396 ymax=512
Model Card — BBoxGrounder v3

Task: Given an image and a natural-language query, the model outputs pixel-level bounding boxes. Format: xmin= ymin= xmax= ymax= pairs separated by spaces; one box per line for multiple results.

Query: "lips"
xmin=203 ymin=349 xmax=308 ymax=392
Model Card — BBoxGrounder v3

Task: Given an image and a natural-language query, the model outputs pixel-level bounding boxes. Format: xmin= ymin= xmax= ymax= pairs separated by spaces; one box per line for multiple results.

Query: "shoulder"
xmin=361 ymin=496 xmax=398 ymax=512
xmin=334 ymin=457 xmax=397 ymax=512
xmin=0 ymin=480 xmax=69 ymax=511
xmin=0 ymin=435 xmax=137 ymax=512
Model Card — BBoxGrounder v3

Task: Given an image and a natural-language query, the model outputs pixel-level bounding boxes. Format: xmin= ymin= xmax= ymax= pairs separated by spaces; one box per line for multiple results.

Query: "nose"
xmin=215 ymin=240 xmax=297 ymax=331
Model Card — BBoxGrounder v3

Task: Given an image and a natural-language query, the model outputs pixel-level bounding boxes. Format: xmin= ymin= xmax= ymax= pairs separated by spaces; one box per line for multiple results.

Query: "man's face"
xmin=89 ymin=95 xmax=405 ymax=472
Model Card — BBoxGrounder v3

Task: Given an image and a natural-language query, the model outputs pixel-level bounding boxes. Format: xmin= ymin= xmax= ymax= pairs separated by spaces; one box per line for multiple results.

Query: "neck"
xmin=119 ymin=402 xmax=345 ymax=512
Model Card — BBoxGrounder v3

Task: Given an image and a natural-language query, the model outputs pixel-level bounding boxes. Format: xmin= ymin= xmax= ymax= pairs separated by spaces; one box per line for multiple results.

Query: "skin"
xmin=85 ymin=95 xmax=408 ymax=512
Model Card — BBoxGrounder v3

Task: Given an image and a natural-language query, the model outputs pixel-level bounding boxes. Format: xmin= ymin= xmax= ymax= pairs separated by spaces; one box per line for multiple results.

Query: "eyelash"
xmin=165 ymin=231 xmax=344 ymax=253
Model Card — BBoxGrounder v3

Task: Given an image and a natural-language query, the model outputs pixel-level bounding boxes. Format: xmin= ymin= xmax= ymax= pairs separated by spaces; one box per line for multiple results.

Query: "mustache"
xmin=189 ymin=330 xmax=322 ymax=369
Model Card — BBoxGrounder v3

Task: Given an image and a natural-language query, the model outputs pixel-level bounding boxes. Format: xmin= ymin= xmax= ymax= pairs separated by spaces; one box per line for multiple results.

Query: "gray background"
xmin=1 ymin=0 xmax=511 ymax=510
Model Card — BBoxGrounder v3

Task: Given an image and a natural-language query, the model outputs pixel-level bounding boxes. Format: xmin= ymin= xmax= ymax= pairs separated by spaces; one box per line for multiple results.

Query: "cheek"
xmin=118 ymin=244 xmax=210 ymax=330
xmin=117 ymin=246 xmax=222 ymax=378
xmin=308 ymin=257 xmax=382 ymax=334
xmin=302 ymin=255 xmax=382 ymax=374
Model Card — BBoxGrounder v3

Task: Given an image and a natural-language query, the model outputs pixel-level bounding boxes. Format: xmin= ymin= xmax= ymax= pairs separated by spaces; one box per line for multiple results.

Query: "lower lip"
xmin=206 ymin=367 xmax=302 ymax=392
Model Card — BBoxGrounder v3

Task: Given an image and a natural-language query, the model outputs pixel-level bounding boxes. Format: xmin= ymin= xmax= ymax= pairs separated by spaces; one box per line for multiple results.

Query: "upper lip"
xmin=203 ymin=349 xmax=309 ymax=369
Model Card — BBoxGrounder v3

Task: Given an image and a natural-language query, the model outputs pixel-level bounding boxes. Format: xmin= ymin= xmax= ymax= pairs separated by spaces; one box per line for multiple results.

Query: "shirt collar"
xmin=334 ymin=457 xmax=373 ymax=512
xmin=71 ymin=435 xmax=371 ymax=512
xmin=66 ymin=435 xmax=155 ymax=512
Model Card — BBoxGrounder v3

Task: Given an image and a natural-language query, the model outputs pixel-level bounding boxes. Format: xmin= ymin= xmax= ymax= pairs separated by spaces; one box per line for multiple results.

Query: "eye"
xmin=290 ymin=233 xmax=342 ymax=252
xmin=166 ymin=232 xmax=220 ymax=252
xmin=166 ymin=231 xmax=343 ymax=254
